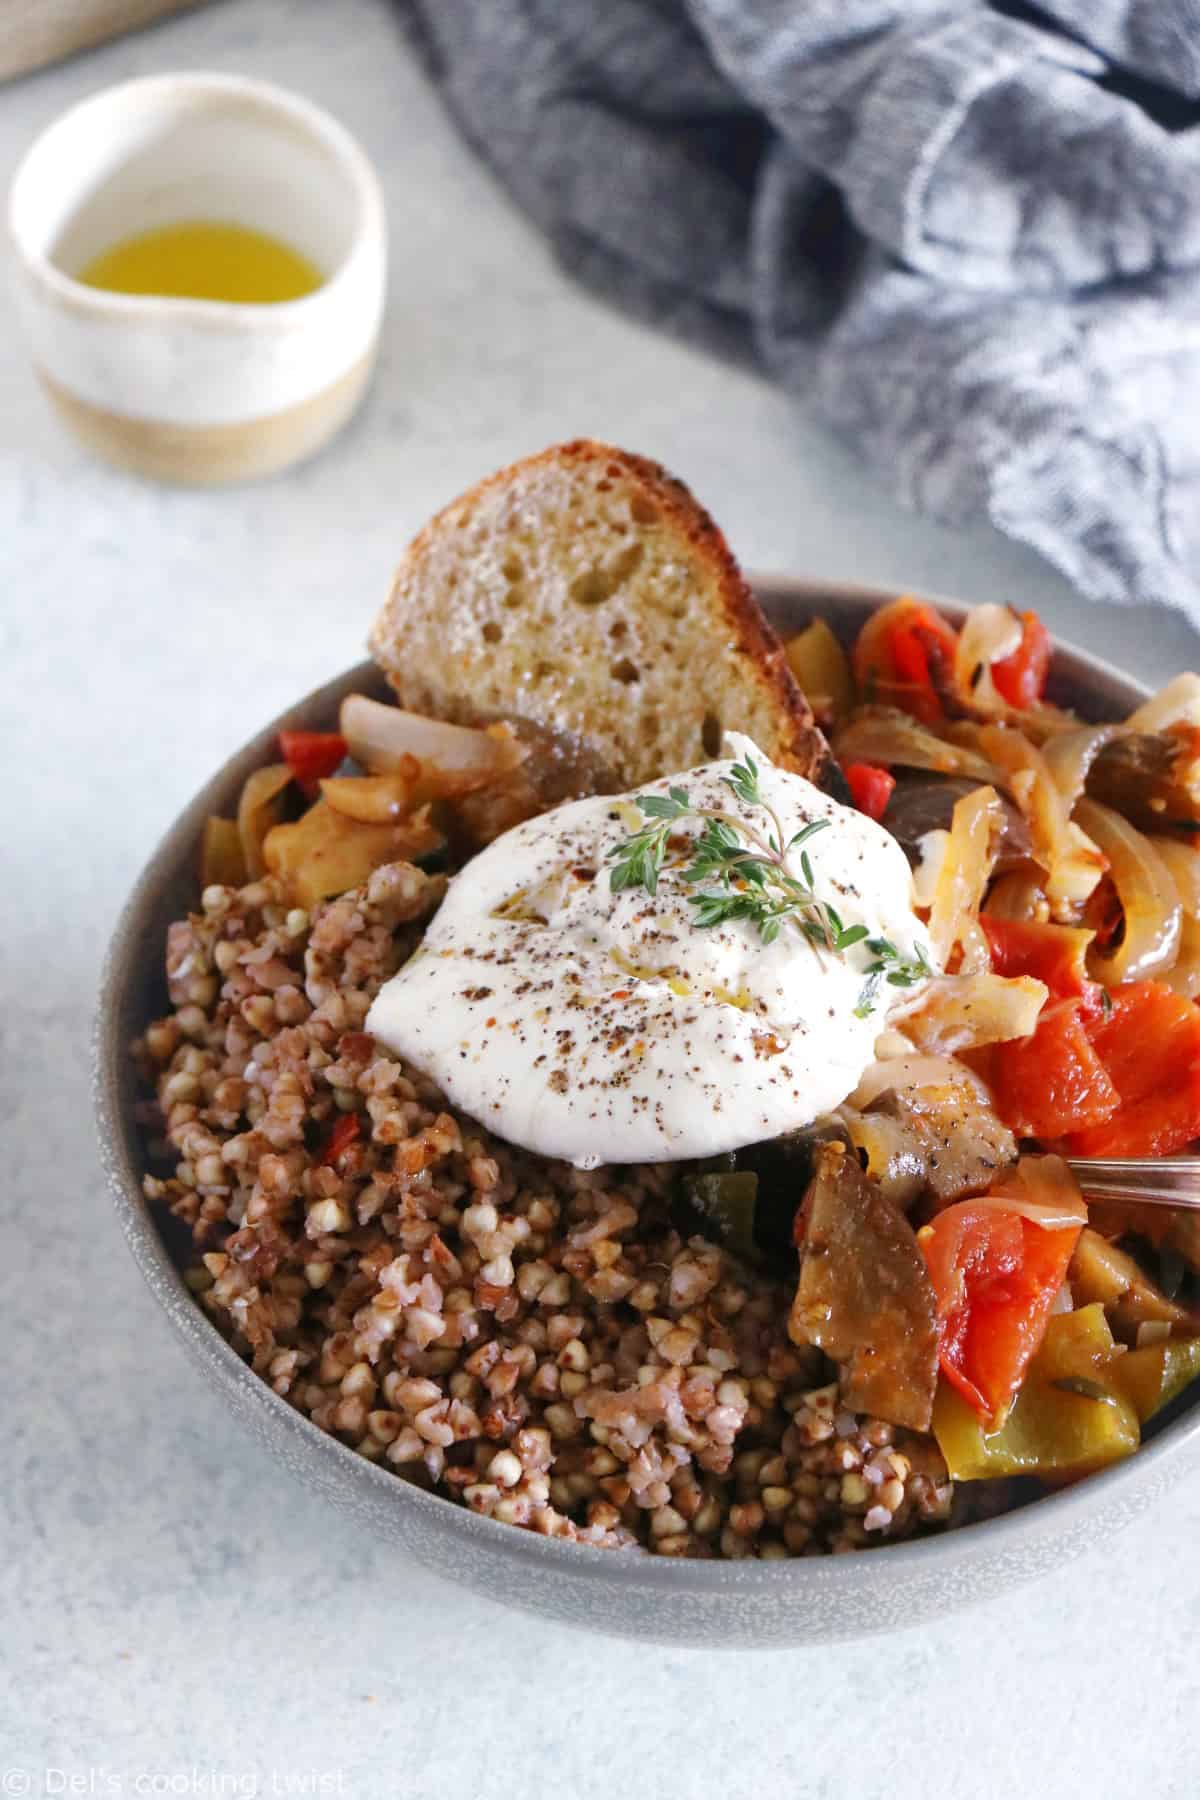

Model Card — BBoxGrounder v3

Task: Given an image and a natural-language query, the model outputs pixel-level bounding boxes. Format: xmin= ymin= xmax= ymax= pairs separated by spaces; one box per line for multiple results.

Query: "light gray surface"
xmin=3 ymin=0 xmax=1199 ymax=1788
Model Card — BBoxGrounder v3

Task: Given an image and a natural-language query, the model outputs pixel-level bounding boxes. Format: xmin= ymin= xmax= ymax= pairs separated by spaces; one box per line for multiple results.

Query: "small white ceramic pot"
xmin=9 ymin=71 xmax=387 ymax=484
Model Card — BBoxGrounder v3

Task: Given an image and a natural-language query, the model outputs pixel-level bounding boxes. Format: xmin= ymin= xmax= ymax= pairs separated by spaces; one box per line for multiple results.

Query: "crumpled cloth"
xmin=395 ymin=0 xmax=1200 ymax=621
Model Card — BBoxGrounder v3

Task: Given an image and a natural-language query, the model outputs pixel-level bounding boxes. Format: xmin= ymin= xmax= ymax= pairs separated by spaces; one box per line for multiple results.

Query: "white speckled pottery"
xmin=94 ymin=580 xmax=1200 ymax=1646
xmin=9 ymin=72 xmax=386 ymax=483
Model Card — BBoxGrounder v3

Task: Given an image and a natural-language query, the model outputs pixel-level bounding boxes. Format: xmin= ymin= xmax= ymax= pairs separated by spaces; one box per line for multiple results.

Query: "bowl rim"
xmin=94 ymin=573 xmax=1200 ymax=1594
xmin=9 ymin=71 xmax=386 ymax=328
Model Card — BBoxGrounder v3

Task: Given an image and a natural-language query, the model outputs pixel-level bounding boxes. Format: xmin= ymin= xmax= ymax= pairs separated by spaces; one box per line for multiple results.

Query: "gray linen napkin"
xmin=395 ymin=0 xmax=1200 ymax=620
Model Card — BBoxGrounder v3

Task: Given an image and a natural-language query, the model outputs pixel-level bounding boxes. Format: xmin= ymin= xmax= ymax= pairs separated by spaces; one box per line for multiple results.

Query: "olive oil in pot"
xmin=76 ymin=221 xmax=323 ymax=303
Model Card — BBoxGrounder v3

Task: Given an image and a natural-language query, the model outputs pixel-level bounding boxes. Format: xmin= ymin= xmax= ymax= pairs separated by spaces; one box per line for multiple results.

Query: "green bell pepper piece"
xmin=933 ymin=1303 xmax=1141 ymax=1481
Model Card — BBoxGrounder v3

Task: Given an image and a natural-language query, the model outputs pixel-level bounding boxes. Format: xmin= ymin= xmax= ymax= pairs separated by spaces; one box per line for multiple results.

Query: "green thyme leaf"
xmin=722 ymin=756 xmax=762 ymax=808
xmin=608 ymin=766 xmax=932 ymax=1009
xmin=788 ymin=818 xmax=831 ymax=851
xmin=639 ymin=789 xmax=689 ymax=820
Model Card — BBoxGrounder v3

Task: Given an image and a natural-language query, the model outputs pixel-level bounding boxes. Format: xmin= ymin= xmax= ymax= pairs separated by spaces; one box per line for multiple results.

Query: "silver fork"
xmin=1067 ymin=1157 xmax=1200 ymax=1210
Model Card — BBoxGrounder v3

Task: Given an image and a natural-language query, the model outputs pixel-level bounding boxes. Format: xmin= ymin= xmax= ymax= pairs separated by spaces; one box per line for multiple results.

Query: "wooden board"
xmin=0 ymin=1 xmax=211 ymax=83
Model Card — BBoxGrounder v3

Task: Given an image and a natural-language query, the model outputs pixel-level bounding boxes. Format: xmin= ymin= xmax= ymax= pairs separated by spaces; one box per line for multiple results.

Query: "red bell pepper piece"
xmin=278 ymin=729 xmax=348 ymax=794
xmin=991 ymin=610 xmax=1051 ymax=710
xmin=1065 ymin=982 xmax=1200 ymax=1158
xmin=852 ymin=598 xmax=959 ymax=725
xmin=888 ymin=614 xmax=958 ymax=725
xmin=842 ymin=761 xmax=896 ymax=822
xmin=318 ymin=1111 xmax=361 ymax=1166
xmin=919 ymin=1199 xmax=1081 ymax=1422
xmin=988 ymin=999 xmax=1120 ymax=1140
xmin=980 ymin=915 xmax=1099 ymax=1001
xmin=1082 ymin=877 xmax=1124 ymax=952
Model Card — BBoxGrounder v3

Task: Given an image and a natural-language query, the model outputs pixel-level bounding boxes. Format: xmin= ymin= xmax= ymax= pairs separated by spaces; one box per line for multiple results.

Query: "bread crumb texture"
xmin=369 ymin=440 xmax=824 ymax=787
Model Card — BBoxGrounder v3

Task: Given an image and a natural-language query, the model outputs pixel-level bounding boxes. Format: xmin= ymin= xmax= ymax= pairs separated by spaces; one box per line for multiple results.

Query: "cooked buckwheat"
xmin=135 ymin=860 xmax=954 ymax=1556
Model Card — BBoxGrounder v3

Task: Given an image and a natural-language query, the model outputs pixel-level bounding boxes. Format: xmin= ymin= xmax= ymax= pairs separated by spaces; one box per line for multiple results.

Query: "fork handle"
xmin=1066 ymin=1156 xmax=1200 ymax=1211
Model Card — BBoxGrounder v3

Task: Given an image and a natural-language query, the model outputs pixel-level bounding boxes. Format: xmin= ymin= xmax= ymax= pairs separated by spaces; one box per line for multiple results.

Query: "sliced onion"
xmin=1162 ymin=917 xmax=1200 ymax=999
xmin=902 ymin=972 xmax=1048 ymax=1055
xmin=849 ymin=1053 xmax=988 ymax=1111
xmin=785 ymin=618 xmax=854 ymax=727
xmin=1050 ymin=1280 xmax=1075 ymax=1316
xmin=237 ymin=762 xmax=293 ymax=880
xmin=973 ymin=1193 xmax=1086 ymax=1230
xmin=1150 ymin=835 xmax=1200 ymax=915
xmin=927 ymin=786 xmax=1005 ymax=971
xmin=953 ymin=604 xmax=1023 ymax=715
xmin=340 ymin=694 xmax=528 ymax=781
xmin=834 ymin=709 xmax=1000 ymax=784
xmin=1074 ymin=797 xmax=1183 ymax=983
xmin=969 ymin=724 xmax=1105 ymax=911
xmin=1015 ymin=706 xmax=1101 ymax=748
xmin=979 ymin=1154 xmax=1087 ymax=1230
xmin=1149 ymin=837 xmax=1200 ymax=997
xmin=1042 ymin=722 xmax=1123 ymax=808
xmin=320 ymin=769 xmax=416 ymax=824
xmin=982 ymin=870 xmax=1050 ymax=922
xmin=911 ymin=828 xmax=950 ymax=909
xmin=263 ymin=798 xmax=441 ymax=910
xmin=200 ymin=815 xmax=247 ymax=889
xmin=1126 ymin=672 xmax=1200 ymax=733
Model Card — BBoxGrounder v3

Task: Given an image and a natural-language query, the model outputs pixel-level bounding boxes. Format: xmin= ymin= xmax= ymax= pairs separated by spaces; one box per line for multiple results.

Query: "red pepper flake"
xmin=319 ymin=1111 xmax=360 ymax=1166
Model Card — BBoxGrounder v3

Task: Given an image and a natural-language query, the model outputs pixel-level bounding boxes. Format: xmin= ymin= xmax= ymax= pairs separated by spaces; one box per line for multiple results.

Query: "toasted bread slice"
xmin=368 ymin=440 xmax=826 ymax=788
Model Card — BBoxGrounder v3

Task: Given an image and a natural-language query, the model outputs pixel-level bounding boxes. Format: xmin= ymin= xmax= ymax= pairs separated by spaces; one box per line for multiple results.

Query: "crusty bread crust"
xmin=599 ymin=444 xmax=820 ymax=763
xmin=368 ymin=439 xmax=827 ymax=787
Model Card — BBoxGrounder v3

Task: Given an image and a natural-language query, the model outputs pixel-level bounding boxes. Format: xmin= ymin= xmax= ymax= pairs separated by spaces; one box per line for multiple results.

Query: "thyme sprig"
xmin=607 ymin=754 xmax=932 ymax=1016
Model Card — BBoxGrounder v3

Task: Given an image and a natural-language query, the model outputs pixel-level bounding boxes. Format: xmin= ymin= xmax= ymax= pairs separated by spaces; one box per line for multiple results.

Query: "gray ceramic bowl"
xmin=95 ymin=578 xmax=1200 ymax=1647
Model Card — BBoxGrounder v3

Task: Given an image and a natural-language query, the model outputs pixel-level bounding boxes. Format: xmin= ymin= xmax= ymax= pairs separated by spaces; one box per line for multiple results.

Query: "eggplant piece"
xmin=882 ymin=775 xmax=1031 ymax=870
xmin=1068 ymin=1228 xmax=1200 ymax=1344
xmin=789 ymin=1141 xmax=940 ymax=1430
xmin=1087 ymin=729 xmax=1200 ymax=834
xmin=836 ymin=1109 xmax=926 ymax=1210
xmin=818 ymin=757 xmax=854 ymax=810
xmin=683 ymin=1087 xmax=1014 ymax=1278
xmin=846 ymin=1069 xmax=1018 ymax=1206
xmin=679 ymin=1127 xmax=839 ymax=1266
xmin=680 ymin=1171 xmax=762 ymax=1265
xmin=733 ymin=1126 xmax=842 ymax=1256
xmin=1164 ymin=1210 xmax=1200 ymax=1279
xmin=1083 ymin=1199 xmax=1200 ymax=1290
xmin=838 ymin=1098 xmax=1017 ymax=1210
